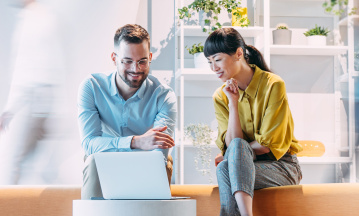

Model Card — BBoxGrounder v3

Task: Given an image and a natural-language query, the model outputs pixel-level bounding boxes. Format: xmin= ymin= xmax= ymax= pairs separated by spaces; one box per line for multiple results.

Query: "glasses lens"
xmin=121 ymin=59 xmax=150 ymax=70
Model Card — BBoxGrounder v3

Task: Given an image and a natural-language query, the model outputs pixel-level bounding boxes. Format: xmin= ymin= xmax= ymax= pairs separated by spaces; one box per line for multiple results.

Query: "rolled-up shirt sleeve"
xmin=77 ymin=79 xmax=132 ymax=156
xmin=254 ymin=81 xmax=296 ymax=160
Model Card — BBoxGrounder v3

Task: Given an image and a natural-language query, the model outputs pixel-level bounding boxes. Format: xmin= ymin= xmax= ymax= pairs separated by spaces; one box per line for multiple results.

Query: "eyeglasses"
xmin=115 ymin=53 xmax=151 ymax=70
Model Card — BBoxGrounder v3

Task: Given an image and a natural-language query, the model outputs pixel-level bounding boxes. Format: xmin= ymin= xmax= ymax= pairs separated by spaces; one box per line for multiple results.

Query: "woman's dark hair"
xmin=204 ymin=28 xmax=271 ymax=72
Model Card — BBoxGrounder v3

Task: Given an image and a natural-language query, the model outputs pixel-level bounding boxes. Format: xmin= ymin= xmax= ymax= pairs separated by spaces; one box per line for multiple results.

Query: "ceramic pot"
xmin=194 ymin=52 xmax=209 ymax=69
xmin=307 ymin=35 xmax=326 ymax=46
xmin=272 ymin=29 xmax=292 ymax=45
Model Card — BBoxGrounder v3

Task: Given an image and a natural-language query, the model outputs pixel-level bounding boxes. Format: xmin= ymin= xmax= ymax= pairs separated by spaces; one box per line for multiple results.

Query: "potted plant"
xmin=185 ymin=123 xmax=214 ymax=183
xmin=272 ymin=23 xmax=291 ymax=45
xmin=178 ymin=0 xmax=248 ymax=33
xmin=186 ymin=42 xmax=209 ymax=68
xmin=303 ymin=25 xmax=330 ymax=46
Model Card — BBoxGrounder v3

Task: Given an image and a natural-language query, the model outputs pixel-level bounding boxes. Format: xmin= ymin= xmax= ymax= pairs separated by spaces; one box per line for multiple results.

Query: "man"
xmin=78 ymin=24 xmax=177 ymax=200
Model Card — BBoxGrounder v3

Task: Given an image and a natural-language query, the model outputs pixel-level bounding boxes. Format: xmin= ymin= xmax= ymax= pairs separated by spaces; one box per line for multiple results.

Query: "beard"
xmin=118 ymin=70 xmax=148 ymax=88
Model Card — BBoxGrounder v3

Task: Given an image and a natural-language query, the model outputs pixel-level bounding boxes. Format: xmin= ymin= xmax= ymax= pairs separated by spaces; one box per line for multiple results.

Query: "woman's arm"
xmin=249 ymin=140 xmax=270 ymax=155
xmin=223 ymin=79 xmax=243 ymax=147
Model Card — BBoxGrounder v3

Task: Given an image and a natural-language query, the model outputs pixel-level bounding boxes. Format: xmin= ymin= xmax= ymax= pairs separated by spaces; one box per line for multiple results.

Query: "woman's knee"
xmin=228 ymin=138 xmax=248 ymax=151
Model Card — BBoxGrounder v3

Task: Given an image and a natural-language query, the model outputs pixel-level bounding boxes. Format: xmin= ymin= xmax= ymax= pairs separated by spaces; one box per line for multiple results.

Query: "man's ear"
xmin=149 ymin=52 xmax=153 ymax=62
xmin=111 ymin=52 xmax=117 ymax=65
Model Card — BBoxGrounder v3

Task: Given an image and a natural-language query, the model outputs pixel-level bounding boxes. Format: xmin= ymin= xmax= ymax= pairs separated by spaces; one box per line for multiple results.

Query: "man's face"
xmin=112 ymin=40 xmax=152 ymax=89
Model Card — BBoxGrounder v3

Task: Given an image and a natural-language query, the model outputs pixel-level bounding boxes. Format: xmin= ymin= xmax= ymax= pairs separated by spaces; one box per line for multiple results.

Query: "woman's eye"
xmin=215 ymin=59 xmax=221 ymax=62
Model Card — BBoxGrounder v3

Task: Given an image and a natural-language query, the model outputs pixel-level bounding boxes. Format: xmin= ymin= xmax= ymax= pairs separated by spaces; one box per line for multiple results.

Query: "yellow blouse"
xmin=213 ymin=65 xmax=302 ymax=160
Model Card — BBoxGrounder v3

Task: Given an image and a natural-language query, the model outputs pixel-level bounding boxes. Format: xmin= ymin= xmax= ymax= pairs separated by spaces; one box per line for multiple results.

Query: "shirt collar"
xmin=136 ymin=78 xmax=147 ymax=99
xmin=240 ymin=64 xmax=264 ymax=101
xmin=110 ymin=71 xmax=118 ymax=96
xmin=110 ymin=71 xmax=147 ymax=99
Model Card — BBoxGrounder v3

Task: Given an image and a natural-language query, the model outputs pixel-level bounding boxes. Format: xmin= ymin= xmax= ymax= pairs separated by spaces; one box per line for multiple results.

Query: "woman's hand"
xmin=249 ymin=140 xmax=270 ymax=155
xmin=214 ymin=153 xmax=224 ymax=167
xmin=223 ymin=78 xmax=240 ymax=104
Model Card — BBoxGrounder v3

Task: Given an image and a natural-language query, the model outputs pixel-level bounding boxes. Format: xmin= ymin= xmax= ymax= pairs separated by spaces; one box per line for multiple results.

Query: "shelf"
xmin=270 ymin=45 xmax=348 ymax=56
xmin=176 ymin=26 xmax=264 ymax=38
xmin=338 ymin=15 xmax=359 ymax=26
xmin=298 ymin=157 xmax=353 ymax=164
xmin=175 ymin=68 xmax=218 ymax=81
xmin=339 ymin=72 xmax=359 ymax=82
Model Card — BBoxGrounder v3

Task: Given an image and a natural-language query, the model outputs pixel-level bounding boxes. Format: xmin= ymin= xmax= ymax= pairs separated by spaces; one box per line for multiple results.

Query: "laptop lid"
xmin=94 ymin=151 xmax=172 ymax=200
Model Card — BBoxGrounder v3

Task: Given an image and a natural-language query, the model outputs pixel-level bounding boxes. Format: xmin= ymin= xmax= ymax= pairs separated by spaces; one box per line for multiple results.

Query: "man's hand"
xmin=131 ymin=126 xmax=175 ymax=150
xmin=215 ymin=153 xmax=224 ymax=167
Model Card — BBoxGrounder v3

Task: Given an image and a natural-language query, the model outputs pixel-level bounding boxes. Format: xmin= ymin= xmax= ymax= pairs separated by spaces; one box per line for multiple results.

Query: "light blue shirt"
xmin=77 ymin=71 xmax=177 ymax=160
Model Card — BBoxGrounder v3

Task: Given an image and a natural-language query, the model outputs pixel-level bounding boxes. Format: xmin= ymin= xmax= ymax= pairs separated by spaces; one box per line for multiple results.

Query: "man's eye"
xmin=215 ymin=59 xmax=221 ymax=62
xmin=139 ymin=60 xmax=148 ymax=65
xmin=123 ymin=60 xmax=133 ymax=64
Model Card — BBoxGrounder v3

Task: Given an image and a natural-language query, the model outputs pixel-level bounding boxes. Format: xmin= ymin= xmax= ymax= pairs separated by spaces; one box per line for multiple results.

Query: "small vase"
xmin=194 ymin=52 xmax=209 ymax=69
xmin=231 ymin=7 xmax=248 ymax=26
xmin=307 ymin=35 xmax=326 ymax=46
xmin=297 ymin=140 xmax=325 ymax=157
xmin=272 ymin=29 xmax=292 ymax=45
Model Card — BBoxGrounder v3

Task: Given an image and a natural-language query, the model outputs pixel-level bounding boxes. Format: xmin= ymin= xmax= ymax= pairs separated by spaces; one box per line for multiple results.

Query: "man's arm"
xmin=78 ymin=79 xmax=176 ymax=156
xmin=146 ymin=89 xmax=177 ymax=159
xmin=78 ymin=79 xmax=134 ymax=156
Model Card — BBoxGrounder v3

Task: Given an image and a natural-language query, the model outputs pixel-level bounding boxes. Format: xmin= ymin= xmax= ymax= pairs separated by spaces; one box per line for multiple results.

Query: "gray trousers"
xmin=81 ymin=154 xmax=173 ymax=200
xmin=217 ymin=138 xmax=302 ymax=216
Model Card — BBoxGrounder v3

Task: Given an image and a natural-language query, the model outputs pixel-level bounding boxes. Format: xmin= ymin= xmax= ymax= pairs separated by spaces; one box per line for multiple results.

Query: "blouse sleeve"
xmin=213 ymin=89 xmax=229 ymax=155
xmin=254 ymin=81 xmax=296 ymax=160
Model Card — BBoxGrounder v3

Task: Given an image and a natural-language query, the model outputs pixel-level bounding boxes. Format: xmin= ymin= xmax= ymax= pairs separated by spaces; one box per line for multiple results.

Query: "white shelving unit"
xmin=175 ymin=0 xmax=357 ymax=184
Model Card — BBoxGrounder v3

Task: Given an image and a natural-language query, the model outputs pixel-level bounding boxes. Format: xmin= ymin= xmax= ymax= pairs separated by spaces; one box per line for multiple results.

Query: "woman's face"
xmin=207 ymin=52 xmax=240 ymax=82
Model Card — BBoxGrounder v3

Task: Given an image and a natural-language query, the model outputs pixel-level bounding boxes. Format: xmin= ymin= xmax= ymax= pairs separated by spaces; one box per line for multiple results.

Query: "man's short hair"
xmin=114 ymin=24 xmax=150 ymax=49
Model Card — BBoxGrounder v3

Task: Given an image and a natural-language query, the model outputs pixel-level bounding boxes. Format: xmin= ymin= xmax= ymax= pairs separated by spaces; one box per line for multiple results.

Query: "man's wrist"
xmin=131 ymin=136 xmax=138 ymax=149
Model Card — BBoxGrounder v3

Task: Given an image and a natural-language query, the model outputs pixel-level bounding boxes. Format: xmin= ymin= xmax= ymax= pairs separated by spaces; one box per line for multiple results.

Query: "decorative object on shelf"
xmin=178 ymin=0 xmax=248 ymax=33
xmin=304 ymin=25 xmax=330 ymax=46
xmin=272 ymin=23 xmax=292 ymax=45
xmin=184 ymin=123 xmax=214 ymax=183
xmin=322 ymin=0 xmax=357 ymax=17
xmin=297 ymin=140 xmax=326 ymax=157
xmin=231 ymin=8 xmax=250 ymax=27
xmin=186 ymin=42 xmax=209 ymax=68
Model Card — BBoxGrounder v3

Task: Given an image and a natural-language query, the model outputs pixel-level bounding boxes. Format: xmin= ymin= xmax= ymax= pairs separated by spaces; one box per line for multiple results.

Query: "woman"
xmin=204 ymin=28 xmax=303 ymax=216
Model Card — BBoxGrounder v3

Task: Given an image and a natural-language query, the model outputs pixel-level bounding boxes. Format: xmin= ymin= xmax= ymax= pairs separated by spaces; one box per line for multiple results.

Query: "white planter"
xmin=194 ymin=52 xmax=209 ymax=69
xmin=307 ymin=35 xmax=326 ymax=46
xmin=272 ymin=29 xmax=292 ymax=45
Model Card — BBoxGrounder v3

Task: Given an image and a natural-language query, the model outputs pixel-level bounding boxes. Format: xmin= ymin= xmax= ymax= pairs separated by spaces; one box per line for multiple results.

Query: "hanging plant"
xmin=178 ymin=0 xmax=249 ymax=34
xmin=184 ymin=123 xmax=214 ymax=183
xmin=322 ymin=0 xmax=357 ymax=16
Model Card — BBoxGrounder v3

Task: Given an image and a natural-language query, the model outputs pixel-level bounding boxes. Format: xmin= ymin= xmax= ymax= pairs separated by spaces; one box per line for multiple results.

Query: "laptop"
xmin=94 ymin=151 xmax=188 ymax=200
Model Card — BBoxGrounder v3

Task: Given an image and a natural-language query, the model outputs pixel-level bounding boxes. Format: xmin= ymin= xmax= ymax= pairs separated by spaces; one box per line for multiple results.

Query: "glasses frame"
xmin=114 ymin=53 xmax=151 ymax=70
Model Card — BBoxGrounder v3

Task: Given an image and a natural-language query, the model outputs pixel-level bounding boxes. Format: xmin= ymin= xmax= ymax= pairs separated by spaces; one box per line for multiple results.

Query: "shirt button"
xmin=247 ymin=119 xmax=252 ymax=123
